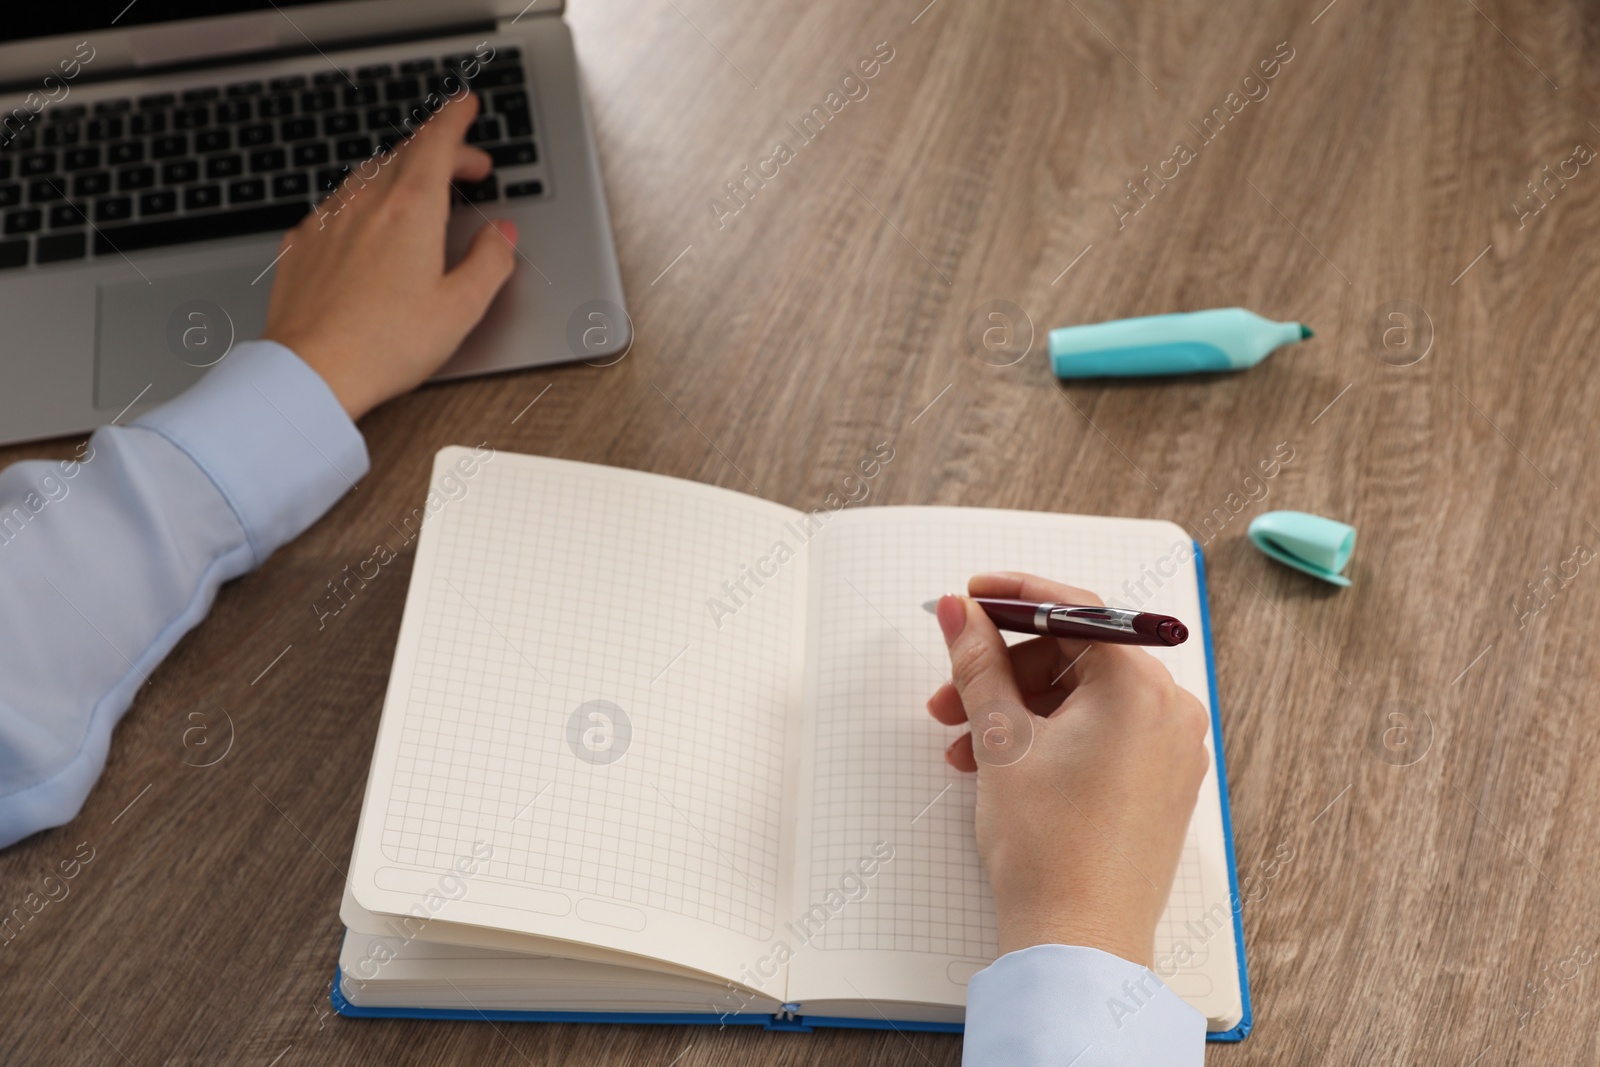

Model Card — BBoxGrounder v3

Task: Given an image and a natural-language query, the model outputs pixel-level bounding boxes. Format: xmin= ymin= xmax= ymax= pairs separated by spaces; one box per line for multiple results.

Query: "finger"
xmin=438 ymin=219 xmax=518 ymax=331
xmin=1005 ymin=636 xmax=1089 ymax=696
xmin=969 ymin=571 xmax=1119 ymax=683
xmin=945 ymin=731 xmax=977 ymax=773
xmin=968 ymin=571 xmax=1105 ymax=607
xmin=936 ymin=594 xmax=1025 ymax=721
xmin=450 ymin=143 xmax=493 ymax=183
xmin=926 ymin=682 xmax=967 ymax=726
xmin=933 ymin=673 xmax=1069 ymax=724
xmin=396 ymin=91 xmax=481 ymax=186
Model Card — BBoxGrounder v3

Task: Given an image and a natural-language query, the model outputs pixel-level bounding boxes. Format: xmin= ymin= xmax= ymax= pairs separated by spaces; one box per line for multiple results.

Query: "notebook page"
xmin=347 ymin=450 xmax=809 ymax=990
xmin=784 ymin=506 xmax=1240 ymax=1026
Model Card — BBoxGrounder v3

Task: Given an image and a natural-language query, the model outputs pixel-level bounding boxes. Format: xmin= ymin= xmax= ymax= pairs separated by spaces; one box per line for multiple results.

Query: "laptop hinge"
xmin=0 ymin=19 xmax=501 ymax=93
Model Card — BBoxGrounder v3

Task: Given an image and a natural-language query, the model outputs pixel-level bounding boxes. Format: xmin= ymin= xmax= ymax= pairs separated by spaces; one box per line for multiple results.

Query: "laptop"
xmin=0 ymin=2 xmax=629 ymax=446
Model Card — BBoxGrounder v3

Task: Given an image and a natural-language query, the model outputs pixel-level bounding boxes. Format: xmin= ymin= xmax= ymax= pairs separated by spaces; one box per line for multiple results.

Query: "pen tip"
xmin=921 ymin=599 xmax=940 ymax=614
xmin=1300 ymin=324 xmax=1314 ymax=340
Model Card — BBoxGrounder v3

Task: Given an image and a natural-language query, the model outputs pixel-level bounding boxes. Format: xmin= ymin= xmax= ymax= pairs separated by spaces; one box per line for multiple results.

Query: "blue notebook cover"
xmin=332 ymin=539 xmax=1252 ymax=1042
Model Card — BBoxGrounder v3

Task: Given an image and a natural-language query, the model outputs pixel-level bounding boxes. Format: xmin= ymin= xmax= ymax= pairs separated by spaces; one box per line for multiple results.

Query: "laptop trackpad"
xmin=96 ymin=265 xmax=270 ymax=410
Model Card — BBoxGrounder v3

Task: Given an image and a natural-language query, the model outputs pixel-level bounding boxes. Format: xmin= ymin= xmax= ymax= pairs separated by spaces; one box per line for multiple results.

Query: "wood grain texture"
xmin=5 ymin=0 xmax=1600 ymax=1062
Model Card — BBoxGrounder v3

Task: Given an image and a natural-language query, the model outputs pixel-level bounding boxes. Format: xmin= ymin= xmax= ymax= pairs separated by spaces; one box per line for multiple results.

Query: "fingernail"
xmin=935 ymin=594 xmax=966 ymax=644
xmin=495 ymin=219 xmax=519 ymax=243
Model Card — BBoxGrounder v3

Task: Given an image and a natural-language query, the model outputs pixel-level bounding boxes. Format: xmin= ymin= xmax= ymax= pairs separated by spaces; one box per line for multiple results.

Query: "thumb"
xmin=440 ymin=219 xmax=518 ymax=331
xmin=937 ymin=595 xmax=1032 ymax=767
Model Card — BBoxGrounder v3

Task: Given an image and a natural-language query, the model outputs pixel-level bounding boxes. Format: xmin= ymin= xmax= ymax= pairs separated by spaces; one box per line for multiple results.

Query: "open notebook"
xmin=334 ymin=448 xmax=1251 ymax=1040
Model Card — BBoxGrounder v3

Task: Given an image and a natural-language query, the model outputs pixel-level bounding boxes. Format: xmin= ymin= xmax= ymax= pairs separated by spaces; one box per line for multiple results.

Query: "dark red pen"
xmin=921 ymin=597 xmax=1188 ymax=646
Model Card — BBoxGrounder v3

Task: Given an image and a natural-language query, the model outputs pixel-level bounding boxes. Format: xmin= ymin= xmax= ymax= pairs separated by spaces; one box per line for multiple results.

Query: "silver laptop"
xmin=0 ymin=1 xmax=629 ymax=446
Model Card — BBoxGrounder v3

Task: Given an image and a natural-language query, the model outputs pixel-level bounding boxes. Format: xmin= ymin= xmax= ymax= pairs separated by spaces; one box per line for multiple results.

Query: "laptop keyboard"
xmin=0 ymin=47 xmax=543 ymax=270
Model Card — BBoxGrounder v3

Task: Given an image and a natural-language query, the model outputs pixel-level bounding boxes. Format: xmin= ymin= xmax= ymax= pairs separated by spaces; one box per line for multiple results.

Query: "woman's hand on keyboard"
xmin=262 ymin=91 xmax=518 ymax=420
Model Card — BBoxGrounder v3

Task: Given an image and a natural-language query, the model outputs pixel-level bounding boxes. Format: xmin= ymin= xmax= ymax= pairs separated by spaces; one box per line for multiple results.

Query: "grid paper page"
xmin=348 ymin=450 xmax=808 ymax=987
xmin=785 ymin=506 xmax=1239 ymax=1024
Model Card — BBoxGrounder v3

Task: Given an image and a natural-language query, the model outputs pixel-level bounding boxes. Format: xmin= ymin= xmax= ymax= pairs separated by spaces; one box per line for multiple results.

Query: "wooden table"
xmin=6 ymin=0 xmax=1598 ymax=1062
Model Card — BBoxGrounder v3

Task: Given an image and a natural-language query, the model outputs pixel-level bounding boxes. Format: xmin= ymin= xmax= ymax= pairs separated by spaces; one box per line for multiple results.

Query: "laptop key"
xmin=205 ymin=154 xmax=244 ymax=180
xmin=36 ymin=231 xmax=86 ymax=263
xmin=46 ymin=104 xmax=87 ymax=122
xmin=93 ymin=197 xmax=132 ymax=223
xmin=28 ymin=178 xmax=66 ymax=203
xmin=398 ymin=58 xmax=435 ymax=74
xmin=64 ymin=147 xmax=100 ymax=170
xmin=183 ymin=87 xmax=220 ymax=103
xmin=268 ymin=75 xmax=306 ymax=92
xmin=316 ymin=166 xmax=351 ymax=192
xmin=0 ymin=159 xmax=9 ymax=180
xmin=240 ymin=124 xmax=275 ymax=148
xmin=342 ymin=84 xmax=378 ymax=108
xmin=366 ymin=106 xmax=402 ymax=130
xmin=505 ymin=179 xmax=543 ymax=198
xmin=452 ymin=175 xmax=498 ymax=204
xmin=487 ymin=142 xmax=537 ymax=167
xmin=196 ymin=129 xmax=232 ymax=153
xmin=139 ymin=190 xmax=177 ymax=216
xmin=260 ymin=94 xmax=296 ymax=119
xmin=0 ymin=239 xmax=27 ymax=269
xmin=108 ymin=141 xmax=144 ymax=165
xmin=5 ymin=208 xmax=42 ymax=233
xmin=43 ymin=123 xmax=81 ymax=147
xmin=86 ymin=117 xmax=123 ymax=141
xmin=325 ymin=112 xmax=359 ymax=136
xmin=94 ymin=99 xmax=132 ymax=115
xmin=475 ymin=67 xmax=525 ymax=89
xmin=491 ymin=89 xmax=528 ymax=112
xmin=97 ymin=201 xmax=314 ymax=254
xmin=137 ymin=92 xmax=175 ymax=110
xmin=130 ymin=111 xmax=166 ymax=136
xmin=466 ymin=118 xmax=501 ymax=144
xmin=249 ymin=148 xmax=287 ymax=173
xmin=49 ymin=202 xmax=87 ymax=227
xmin=227 ymin=81 xmax=264 ymax=97
xmin=229 ymin=178 xmax=266 ymax=204
xmin=386 ymin=78 xmax=420 ymax=102
xmin=357 ymin=63 xmax=393 ymax=80
xmin=216 ymin=99 xmax=251 ymax=123
xmin=272 ymin=172 xmax=310 ymax=198
xmin=292 ymin=142 xmax=330 ymax=167
xmin=174 ymin=106 xmax=209 ymax=130
xmin=118 ymin=165 xmax=156 ymax=192
xmin=312 ymin=71 xmax=346 ymax=87
xmin=281 ymin=117 xmax=316 ymax=141
xmin=161 ymin=160 xmax=199 ymax=185
xmin=21 ymin=153 xmax=56 ymax=177
xmin=0 ymin=184 xmax=20 ymax=208
xmin=73 ymin=172 xmax=110 ymax=197
xmin=152 ymin=135 xmax=188 ymax=159
xmin=184 ymin=185 xmax=222 ymax=211
xmin=301 ymin=89 xmax=336 ymax=112
xmin=335 ymin=137 xmax=373 ymax=162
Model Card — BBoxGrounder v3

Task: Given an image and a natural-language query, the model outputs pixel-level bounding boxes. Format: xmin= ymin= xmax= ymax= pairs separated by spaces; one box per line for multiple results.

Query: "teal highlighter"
xmin=1048 ymin=307 xmax=1313 ymax=379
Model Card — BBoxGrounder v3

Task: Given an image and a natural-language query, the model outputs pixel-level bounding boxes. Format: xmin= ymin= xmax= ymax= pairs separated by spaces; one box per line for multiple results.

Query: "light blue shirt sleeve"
xmin=0 ymin=341 xmax=368 ymax=849
xmin=964 ymin=944 xmax=1206 ymax=1065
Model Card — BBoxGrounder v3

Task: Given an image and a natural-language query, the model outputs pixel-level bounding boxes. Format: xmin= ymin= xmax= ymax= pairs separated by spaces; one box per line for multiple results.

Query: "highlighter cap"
xmin=1248 ymin=510 xmax=1356 ymax=587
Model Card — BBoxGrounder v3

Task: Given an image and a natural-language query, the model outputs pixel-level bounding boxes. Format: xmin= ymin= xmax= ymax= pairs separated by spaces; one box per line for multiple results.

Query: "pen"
xmin=921 ymin=597 xmax=1188 ymax=646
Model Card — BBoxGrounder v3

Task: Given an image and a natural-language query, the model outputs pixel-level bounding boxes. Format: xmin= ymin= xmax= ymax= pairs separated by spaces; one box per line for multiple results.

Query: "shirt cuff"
xmin=963 ymin=945 xmax=1206 ymax=1066
xmin=132 ymin=340 xmax=369 ymax=565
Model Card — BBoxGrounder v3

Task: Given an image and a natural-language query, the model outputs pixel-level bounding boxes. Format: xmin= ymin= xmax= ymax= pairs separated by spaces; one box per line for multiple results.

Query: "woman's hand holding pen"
xmin=926 ymin=572 xmax=1210 ymax=968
